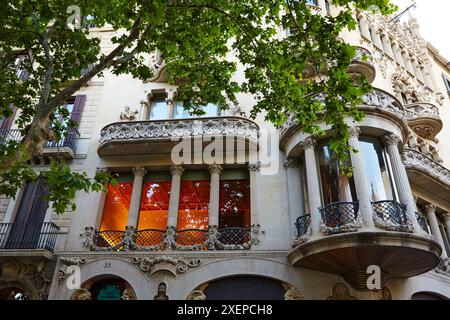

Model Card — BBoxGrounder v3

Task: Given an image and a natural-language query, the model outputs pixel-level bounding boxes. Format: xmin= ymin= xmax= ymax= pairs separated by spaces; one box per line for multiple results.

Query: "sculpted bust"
xmin=153 ymin=282 xmax=169 ymax=300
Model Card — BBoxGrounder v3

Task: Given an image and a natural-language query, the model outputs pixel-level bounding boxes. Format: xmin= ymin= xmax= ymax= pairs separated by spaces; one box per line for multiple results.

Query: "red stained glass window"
xmin=177 ymin=180 xmax=210 ymax=231
xmin=219 ymin=180 xmax=251 ymax=228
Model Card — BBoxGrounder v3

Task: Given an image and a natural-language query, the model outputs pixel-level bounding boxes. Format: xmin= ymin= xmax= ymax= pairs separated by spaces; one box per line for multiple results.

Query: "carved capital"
xmin=132 ymin=167 xmax=147 ymax=177
xmin=384 ymin=133 xmax=401 ymax=147
xmin=349 ymin=127 xmax=361 ymax=139
xmin=424 ymin=204 xmax=437 ymax=215
xmin=300 ymin=138 xmax=317 ymax=151
xmin=170 ymin=165 xmax=185 ymax=176
xmin=208 ymin=164 xmax=223 ymax=175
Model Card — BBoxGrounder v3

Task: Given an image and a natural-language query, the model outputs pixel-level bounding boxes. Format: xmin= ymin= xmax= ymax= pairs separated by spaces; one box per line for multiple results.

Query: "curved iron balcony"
xmin=372 ymin=200 xmax=413 ymax=232
xmin=403 ymin=149 xmax=450 ymax=206
xmin=348 ymin=46 xmax=376 ymax=84
xmin=84 ymin=226 xmax=261 ymax=251
xmin=98 ymin=116 xmax=259 ymax=157
xmin=416 ymin=211 xmax=430 ymax=234
xmin=320 ymin=201 xmax=362 ymax=235
xmin=405 ymin=102 xmax=442 ymax=139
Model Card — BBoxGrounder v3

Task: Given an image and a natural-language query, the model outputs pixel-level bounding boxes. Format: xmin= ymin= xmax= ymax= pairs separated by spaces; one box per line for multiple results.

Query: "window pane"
xmin=173 ymin=101 xmax=190 ymax=119
xmin=173 ymin=102 xmax=219 ymax=119
xmin=149 ymin=99 xmax=168 ymax=120
xmin=100 ymin=182 xmax=133 ymax=232
xmin=138 ymin=181 xmax=171 ymax=230
xmin=219 ymin=179 xmax=251 ymax=228
xmin=202 ymin=103 xmax=219 ymax=117
xmin=177 ymin=180 xmax=210 ymax=230
xmin=360 ymin=139 xmax=395 ymax=201
xmin=318 ymin=144 xmax=356 ymax=205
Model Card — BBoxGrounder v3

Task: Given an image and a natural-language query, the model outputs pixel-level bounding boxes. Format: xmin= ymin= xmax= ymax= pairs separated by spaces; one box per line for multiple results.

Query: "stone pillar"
xmin=248 ymin=163 xmax=261 ymax=227
xmin=402 ymin=52 xmax=415 ymax=74
xmin=443 ymin=213 xmax=450 ymax=244
xmin=302 ymin=138 xmax=322 ymax=236
xmin=380 ymin=33 xmax=394 ymax=58
xmin=168 ymin=165 xmax=184 ymax=228
xmin=356 ymin=13 xmax=371 ymax=40
xmin=369 ymin=25 xmax=383 ymax=50
xmin=126 ymin=167 xmax=147 ymax=227
xmin=424 ymin=204 xmax=448 ymax=258
xmin=383 ymin=134 xmax=420 ymax=232
xmin=208 ymin=164 xmax=223 ymax=227
xmin=165 ymin=89 xmax=176 ymax=118
xmin=348 ymin=127 xmax=375 ymax=228
xmin=411 ymin=59 xmax=425 ymax=83
xmin=285 ymin=158 xmax=302 ymax=239
xmin=139 ymin=100 xmax=148 ymax=121
xmin=391 ymin=42 xmax=405 ymax=67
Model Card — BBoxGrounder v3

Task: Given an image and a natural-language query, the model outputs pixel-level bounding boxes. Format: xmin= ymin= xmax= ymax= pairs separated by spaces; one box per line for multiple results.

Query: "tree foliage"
xmin=0 ymin=0 xmax=396 ymax=214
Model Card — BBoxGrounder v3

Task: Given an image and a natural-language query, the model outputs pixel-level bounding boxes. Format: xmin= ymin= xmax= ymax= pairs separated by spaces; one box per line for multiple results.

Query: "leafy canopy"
xmin=0 ymin=0 xmax=396 ymax=214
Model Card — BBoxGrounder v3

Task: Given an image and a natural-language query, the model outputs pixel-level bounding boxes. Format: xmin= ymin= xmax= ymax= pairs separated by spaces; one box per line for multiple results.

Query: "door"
xmin=6 ymin=178 xmax=49 ymax=249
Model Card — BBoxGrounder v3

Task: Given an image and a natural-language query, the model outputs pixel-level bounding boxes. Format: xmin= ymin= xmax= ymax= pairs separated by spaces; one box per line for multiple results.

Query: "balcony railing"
xmin=372 ymin=200 xmax=413 ymax=232
xmin=85 ymin=226 xmax=261 ymax=251
xmin=320 ymin=201 xmax=362 ymax=235
xmin=0 ymin=128 xmax=79 ymax=156
xmin=295 ymin=214 xmax=311 ymax=237
xmin=415 ymin=212 xmax=430 ymax=234
xmin=0 ymin=222 xmax=60 ymax=252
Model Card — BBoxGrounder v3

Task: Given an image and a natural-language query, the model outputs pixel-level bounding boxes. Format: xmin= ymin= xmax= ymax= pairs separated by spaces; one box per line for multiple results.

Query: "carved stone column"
xmin=248 ymin=163 xmax=261 ymax=227
xmin=348 ymin=127 xmax=375 ymax=228
xmin=369 ymin=25 xmax=383 ymax=50
xmin=302 ymin=138 xmax=322 ymax=236
xmin=411 ymin=59 xmax=425 ymax=83
xmin=356 ymin=13 xmax=371 ymax=40
xmin=208 ymin=164 xmax=223 ymax=227
xmin=383 ymin=134 xmax=420 ymax=232
xmin=443 ymin=213 xmax=450 ymax=245
xmin=391 ymin=42 xmax=405 ymax=67
xmin=380 ymin=32 xmax=394 ymax=58
xmin=168 ymin=165 xmax=185 ymax=227
xmin=424 ymin=204 xmax=448 ymax=258
xmin=127 ymin=167 xmax=147 ymax=227
xmin=284 ymin=158 xmax=302 ymax=239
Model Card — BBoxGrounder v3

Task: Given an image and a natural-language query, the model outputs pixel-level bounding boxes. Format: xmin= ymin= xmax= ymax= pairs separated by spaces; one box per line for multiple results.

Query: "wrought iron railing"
xmin=372 ymin=200 xmax=412 ymax=232
xmin=0 ymin=222 xmax=59 ymax=252
xmin=217 ymin=227 xmax=251 ymax=246
xmin=0 ymin=128 xmax=79 ymax=153
xmin=320 ymin=202 xmax=360 ymax=232
xmin=135 ymin=229 xmax=164 ymax=248
xmin=295 ymin=215 xmax=311 ymax=237
xmin=93 ymin=230 xmax=125 ymax=250
xmin=415 ymin=212 xmax=430 ymax=234
xmin=176 ymin=229 xmax=207 ymax=247
xmin=44 ymin=127 xmax=80 ymax=152
xmin=85 ymin=226 xmax=259 ymax=251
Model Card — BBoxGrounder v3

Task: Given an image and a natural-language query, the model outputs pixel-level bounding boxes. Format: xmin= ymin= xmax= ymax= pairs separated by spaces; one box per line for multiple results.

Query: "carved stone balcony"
xmin=405 ymin=102 xmax=443 ymax=139
xmin=403 ymin=149 xmax=450 ymax=205
xmin=289 ymin=199 xmax=441 ymax=290
xmin=348 ymin=46 xmax=376 ymax=84
xmin=98 ymin=117 xmax=259 ymax=158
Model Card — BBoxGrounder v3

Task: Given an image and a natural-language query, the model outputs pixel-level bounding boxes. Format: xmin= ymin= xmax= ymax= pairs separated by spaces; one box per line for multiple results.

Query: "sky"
xmin=393 ymin=0 xmax=450 ymax=59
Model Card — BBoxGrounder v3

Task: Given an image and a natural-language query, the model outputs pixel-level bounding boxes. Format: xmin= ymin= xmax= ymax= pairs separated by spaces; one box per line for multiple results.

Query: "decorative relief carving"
xmin=327 ymin=282 xmax=357 ymax=300
xmin=187 ymin=283 xmax=209 ymax=300
xmin=319 ymin=213 xmax=364 ymax=236
xmin=132 ymin=256 xmax=201 ymax=276
xmin=120 ymin=106 xmax=139 ymax=121
xmin=58 ymin=257 xmax=87 ymax=284
xmin=208 ymin=164 xmax=223 ymax=175
xmin=403 ymin=149 xmax=450 ymax=187
xmin=99 ymin=118 xmax=259 ymax=145
xmin=282 ymin=283 xmax=305 ymax=300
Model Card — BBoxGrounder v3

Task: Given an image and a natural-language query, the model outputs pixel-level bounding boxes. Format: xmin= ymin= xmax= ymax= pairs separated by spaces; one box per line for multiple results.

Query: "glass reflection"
xmin=173 ymin=102 xmax=219 ymax=119
xmin=100 ymin=182 xmax=133 ymax=232
xmin=138 ymin=181 xmax=171 ymax=230
xmin=149 ymin=99 xmax=167 ymax=120
xmin=219 ymin=180 xmax=251 ymax=228
xmin=177 ymin=180 xmax=211 ymax=230
xmin=359 ymin=139 xmax=395 ymax=201
xmin=318 ymin=144 xmax=357 ymax=206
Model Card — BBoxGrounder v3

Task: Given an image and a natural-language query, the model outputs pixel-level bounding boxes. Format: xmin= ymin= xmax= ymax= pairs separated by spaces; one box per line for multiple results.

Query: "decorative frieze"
xmin=132 ymin=256 xmax=201 ymax=276
xmin=99 ymin=117 xmax=259 ymax=145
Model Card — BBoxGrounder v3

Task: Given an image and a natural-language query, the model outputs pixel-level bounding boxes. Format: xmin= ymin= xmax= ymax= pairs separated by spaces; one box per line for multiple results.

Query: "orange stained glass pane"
xmin=99 ymin=182 xmax=133 ymax=247
xmin=177 ymin=180 xmax=210 ymax=232
xmin=219 ymin=179 xmax=251 ymax=228
xmin=136 ymin=181 xmax=171 ymax=247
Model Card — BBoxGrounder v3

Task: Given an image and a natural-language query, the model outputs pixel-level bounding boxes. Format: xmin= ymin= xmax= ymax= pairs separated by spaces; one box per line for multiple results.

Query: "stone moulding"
xmin=402 ymin=149 xmax=450 ymax=188
xmin=319 ymin=213 xmax=364 ymax=236
xmin=98 ymin=116 xmax=260 ymax=147
xmin=132 ymin=256 xmax=201 ymax=276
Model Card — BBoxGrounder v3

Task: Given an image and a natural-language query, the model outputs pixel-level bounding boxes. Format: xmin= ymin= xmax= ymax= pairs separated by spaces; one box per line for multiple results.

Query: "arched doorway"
xmin=188 ymin=276 xmax=295 ymax=300
xmin=71 ymin=275 xmax=136 ymax=300
xmin=412 ymin=292 xmax=449 ymax=300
